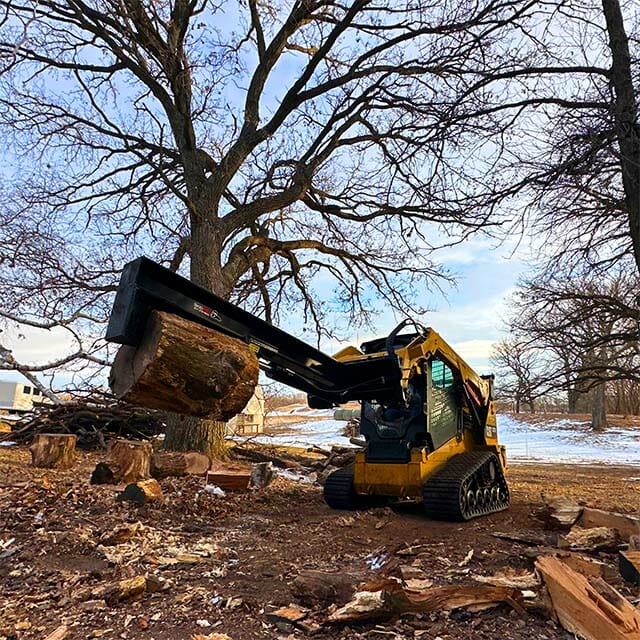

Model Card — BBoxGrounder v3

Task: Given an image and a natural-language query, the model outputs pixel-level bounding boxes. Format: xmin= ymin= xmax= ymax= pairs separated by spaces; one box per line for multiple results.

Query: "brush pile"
xmin=2 ymin=401 xmax=165 ymax=448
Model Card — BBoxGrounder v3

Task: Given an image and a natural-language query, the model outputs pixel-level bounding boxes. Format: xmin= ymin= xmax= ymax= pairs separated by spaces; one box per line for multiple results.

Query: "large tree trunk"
xmin=602 ymin=0 xmax=640 ymax=274
xmin=163 ymin=215 xmax=235 ymax=459
xmin=591 ymin=382 xmax=607 ymax=431
xmin=163 ymin=404 xmax=229 ymax=459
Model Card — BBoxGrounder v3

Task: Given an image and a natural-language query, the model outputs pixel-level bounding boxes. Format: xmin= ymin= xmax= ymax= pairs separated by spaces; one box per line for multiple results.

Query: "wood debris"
xmin=559 ymin=525 xmax=620 ymax=551
xmin=292 ymin=569 xmax=366 ymax=607
xmin=536 ymin=555 xmax=640 ymax=640
xmin=3 ymin=401 xmax=164 ymax=448
xmin=473 ymin=567 xmax=540 ymax=589
xmin=578 ymin=507 xmax=640 ymax=542
xmin=44 ymin=625 xmax=68 ymax=640
xmin=110 ymin=310 xmax=258 ymax=418
xmin=327 ymin=578 xmax=525 ymax=623
xmin=541 ymin=495 xmax=583 ymax=529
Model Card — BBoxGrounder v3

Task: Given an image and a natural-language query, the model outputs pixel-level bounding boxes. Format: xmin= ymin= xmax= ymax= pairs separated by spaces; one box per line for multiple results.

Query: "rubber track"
xmin=323 ymin=466 xmax=359 ymax=510
xmin=422 ymin=451 xmax=510 ymax=521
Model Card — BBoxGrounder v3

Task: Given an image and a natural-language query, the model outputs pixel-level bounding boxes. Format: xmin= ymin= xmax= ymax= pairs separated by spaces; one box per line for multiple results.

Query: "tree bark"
xmin=602 ymin=0 xmax=640 ymax=274
xmin=591 ymin=382 xmax=607 ymax=431
xmin=110 ymin=310 xmax=258 ymax=418
xmin=107 ymin=439 xmax=153 ymax=483
xmin=162 ymin=214 xmax=244 ymax=459
xmin=164 ymin=413 xmax=229 ymax=460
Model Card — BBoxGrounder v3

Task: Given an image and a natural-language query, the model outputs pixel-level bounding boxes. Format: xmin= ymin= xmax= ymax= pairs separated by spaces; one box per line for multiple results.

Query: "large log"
xmin=109 ymin=310 xmax=259 ymax=418
xmin=29 ymin=434 xmax=76 ymax=469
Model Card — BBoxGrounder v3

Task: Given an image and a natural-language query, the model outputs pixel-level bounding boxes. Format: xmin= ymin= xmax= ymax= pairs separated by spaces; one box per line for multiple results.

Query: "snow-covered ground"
xmin=253 ymin=414 xmax=640 ymax=465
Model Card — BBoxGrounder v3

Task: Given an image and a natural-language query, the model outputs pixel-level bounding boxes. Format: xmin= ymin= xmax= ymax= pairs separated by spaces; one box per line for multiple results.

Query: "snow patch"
xmin=258 ymin=415 xmax=640 ymax=465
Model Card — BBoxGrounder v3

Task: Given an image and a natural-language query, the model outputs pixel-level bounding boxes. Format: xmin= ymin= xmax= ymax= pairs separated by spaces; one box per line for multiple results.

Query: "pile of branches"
xmin=2 ymin=401 xmax=166 ymax=449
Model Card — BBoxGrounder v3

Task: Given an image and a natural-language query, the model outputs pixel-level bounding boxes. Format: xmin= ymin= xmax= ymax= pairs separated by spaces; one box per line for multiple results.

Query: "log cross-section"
xmin=109 ymin=310 xmax=259 ymax=418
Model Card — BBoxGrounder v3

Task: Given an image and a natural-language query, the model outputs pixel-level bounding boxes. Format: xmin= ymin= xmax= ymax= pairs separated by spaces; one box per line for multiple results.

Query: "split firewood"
xmin=29 ymin=434 xmax=76 ymax=470
xmin=107 ymin=439 xmax=153 ymax=483
xmin=327 ymin=578 xmax=524 ymax=624
xmin=541 ymin=495 xmax=583 ymax=529
xmin=109 ymin=310 xmax=259 ymax=418
xmin=44 ymin=625 xmax=68 ymax=640
xmin=524 ymin=548 xmax=618 ymax=582
xmin=292 ymin=570 xmax=367 ymax=607
xmin=116 ymin=478 xmax=164 ymax=505
xmin=536 ymin=555 xmax=640 ymax=640
xmin=558 ymin=525 xmax=621 ymax=552
xmin=578 ymin=507 xmax=640 ymax=542
xmin=619 ymin=551 xmax=640 ymax=585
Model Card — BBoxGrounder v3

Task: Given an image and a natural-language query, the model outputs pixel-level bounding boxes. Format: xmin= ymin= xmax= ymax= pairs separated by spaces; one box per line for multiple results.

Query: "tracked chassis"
xmin=324 ymin=451 xmax=509 ymax=521
xmin=422 ymin=451 xmax=510 ymax=521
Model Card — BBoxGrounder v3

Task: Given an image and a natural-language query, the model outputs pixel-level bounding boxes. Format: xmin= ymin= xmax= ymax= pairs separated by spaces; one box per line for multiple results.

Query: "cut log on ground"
xmin=29 ymin=434 xmax=76 ymax=469
xmin=536 ymin=555 xmax=640 ymax=640
xmin=619 ymin=551 xmax=640 ymax=585
xmin=541 ymin=495 xmax=583 ymax=529
xmin=150 ymin=451 xmax=210 ymax=478
xmin=206 ymin=462 xmax=252 ymax=491
xmin=108 ymin=439 xmax=152 ymax=483
xmin=151 ymin=451 xmax=186 ymax=478
xmin=109 ymin=310 xmax=259 ymax=418
xmin=116 ymin=478 xmax=164 ymax=505
xmin=578 ymin=507 xmax=640 ymax=542
xmin=327 ymin=578 xmax=525 ymax=624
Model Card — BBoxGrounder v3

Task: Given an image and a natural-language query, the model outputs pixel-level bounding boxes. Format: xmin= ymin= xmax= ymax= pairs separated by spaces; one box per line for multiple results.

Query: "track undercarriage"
xmin=323 ymin=451 xmax=510 ymax=522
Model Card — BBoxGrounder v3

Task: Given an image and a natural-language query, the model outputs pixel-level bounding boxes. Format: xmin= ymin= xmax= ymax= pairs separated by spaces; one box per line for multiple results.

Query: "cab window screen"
xmin=431 ymin=359 xmax=454 ymax=389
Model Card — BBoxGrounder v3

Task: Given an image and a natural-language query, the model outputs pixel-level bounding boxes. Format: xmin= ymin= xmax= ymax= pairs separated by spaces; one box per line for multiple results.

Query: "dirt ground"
xmin=1 ymin=445 xmax=639 ymax=640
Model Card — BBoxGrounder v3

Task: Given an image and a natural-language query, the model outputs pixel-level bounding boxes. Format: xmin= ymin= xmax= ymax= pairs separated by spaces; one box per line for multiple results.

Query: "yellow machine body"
xmin=333 ymin=327 xmax=507 ymax=500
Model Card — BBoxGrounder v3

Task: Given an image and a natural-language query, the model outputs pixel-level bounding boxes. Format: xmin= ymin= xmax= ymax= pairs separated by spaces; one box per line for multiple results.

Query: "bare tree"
xmin=0 ymin=0 xmax=535 ymax=455
xmin=490 ymin=339 xmax=541 ymax=413
xmin=508 ymin=266 xmax=639 ymax=430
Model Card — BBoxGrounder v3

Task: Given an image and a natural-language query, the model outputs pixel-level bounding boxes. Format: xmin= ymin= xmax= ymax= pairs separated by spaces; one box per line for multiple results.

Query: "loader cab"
xmin=359 ymin=354 xmax=462 ymax=463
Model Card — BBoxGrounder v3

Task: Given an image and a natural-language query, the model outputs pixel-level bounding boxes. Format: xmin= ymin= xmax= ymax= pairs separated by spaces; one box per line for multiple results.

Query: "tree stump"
xmin=29 ymin=434 xmax=76 ymax=469
xmin=116 ymin=479 xmax=164 ymax=505
xmin=108 ymin=439 xmax=152 ymax=483
xmin=109 ymin=310 xmax=259 ymax=418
